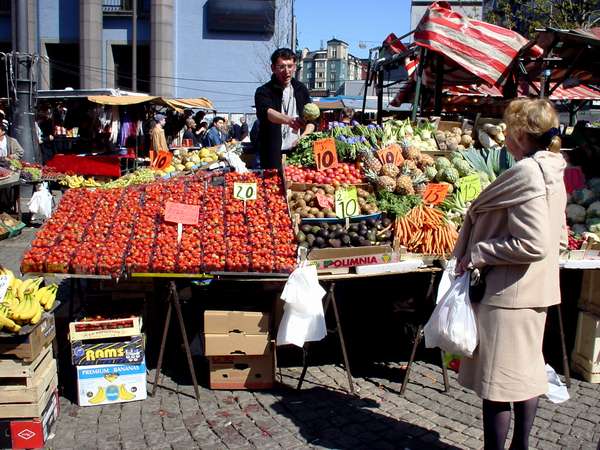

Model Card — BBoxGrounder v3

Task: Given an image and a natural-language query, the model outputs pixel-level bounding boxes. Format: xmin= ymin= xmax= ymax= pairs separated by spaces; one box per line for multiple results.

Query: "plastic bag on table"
xmin=276 ymin=264 xmax=327 ymax=348
xmin=27 ymin=182 xmax=53 ymax=220
xmin=424 ymin=272 xmax=478 ymax=357
xmin=544 ymin=364 xmax=570 ymax=404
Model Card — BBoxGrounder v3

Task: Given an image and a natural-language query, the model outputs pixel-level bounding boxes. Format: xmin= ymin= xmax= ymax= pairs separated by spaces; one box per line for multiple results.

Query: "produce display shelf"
xmin=0 ymin=301 xmax=60 ymax=338
xmin=300 ymin=212 xmax=382 ymax=224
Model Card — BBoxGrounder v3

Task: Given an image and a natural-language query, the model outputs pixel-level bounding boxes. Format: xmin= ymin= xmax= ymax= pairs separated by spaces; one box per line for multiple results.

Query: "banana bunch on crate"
xmin=0 ymin=268 xmax=58 ymax=333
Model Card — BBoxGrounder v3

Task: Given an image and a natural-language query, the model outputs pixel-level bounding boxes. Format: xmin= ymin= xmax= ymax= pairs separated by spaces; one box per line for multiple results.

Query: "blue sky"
xmin=295 ymin=0 xmax=412 ymax=59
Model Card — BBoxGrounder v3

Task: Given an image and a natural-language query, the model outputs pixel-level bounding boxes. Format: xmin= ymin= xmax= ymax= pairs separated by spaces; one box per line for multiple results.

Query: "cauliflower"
xmin=302 ymin=103 xmax=320 ymax=122
xmin=566 ymin=203 xmax=586 ymax=223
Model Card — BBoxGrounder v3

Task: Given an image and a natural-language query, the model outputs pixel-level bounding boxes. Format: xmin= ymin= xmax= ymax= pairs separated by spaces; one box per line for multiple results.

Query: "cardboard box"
xmin=208 ymin=354 xmax=274 ymax=390
xmin=0 ymin=314 xmax=56 ymax=362
xmin=0 ymin=390 xmax=59 ymax=449
xmin=204 ymin=333 xmax=271 ymax=356
xmin=579 ymin=270 xmax=600 ymax=316
xmin=76 ymin=359 xmax=147 ymax=407
xmin=355 ymin=259 xmax=424 ymax=275
xmin=570 ymin=311 xmax=600 ymax=383
xmin=69 ymin=316 xmax=142 ymax=341
xmin=71 ymin=335 xmax=144 ymax=366
xmin=308 ymin=245 xmax=395 ymax=271
xmin=204 ymin=311 xmax=269 ymax=335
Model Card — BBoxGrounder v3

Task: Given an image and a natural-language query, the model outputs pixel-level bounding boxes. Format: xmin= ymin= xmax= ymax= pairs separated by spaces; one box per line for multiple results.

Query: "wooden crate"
xmin=571 ymin=311 xmax=600 ymax=384
xmin=69 ymin=316 xmax=142 ymax=341
xmin=0 ymin=344 xmax=59 ymax=418
xmin=0 ymin=315 xmax=56 ymax=362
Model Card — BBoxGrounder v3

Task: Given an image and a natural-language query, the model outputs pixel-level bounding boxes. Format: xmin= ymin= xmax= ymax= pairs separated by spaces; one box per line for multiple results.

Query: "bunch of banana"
xmin=0 ymin=303 xmax=20 ymax=332
xmin=35 ymin=284 xmax=58 ymax=311
xmin=59 ymin=175 xmax=102 ymax=189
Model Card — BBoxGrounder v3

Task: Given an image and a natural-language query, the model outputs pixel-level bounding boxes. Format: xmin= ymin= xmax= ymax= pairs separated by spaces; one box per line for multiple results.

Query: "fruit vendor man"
xmin=0 ymin=119 xmax=24 ymax=160
xmin=255 ymin=48 xmax=315 ymax=170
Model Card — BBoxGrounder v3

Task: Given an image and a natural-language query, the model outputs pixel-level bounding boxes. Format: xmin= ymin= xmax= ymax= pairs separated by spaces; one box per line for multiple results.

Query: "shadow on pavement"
xmin=271 ymin=386 xmax=460 ymax=450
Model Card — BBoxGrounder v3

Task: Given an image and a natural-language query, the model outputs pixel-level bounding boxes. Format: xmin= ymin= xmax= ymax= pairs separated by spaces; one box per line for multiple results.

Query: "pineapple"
xmin=395 ymin=175 xmax=414 ymax=195
xmin=376 ymin=176 xmax=397 ymax=193
xmin=411 ymin=171 xmax=428 ymax=196
xmin=403 ymin=160 xmax=418 ymax=172
xmin=414 ymin=182 xmax=427 ymax=195
xmin=364 ymin=167 xmax=379 ymax=185
xmin=402 ymin=145 xmax=421 ymax=161
xmin=359 ymin=149 xmax=382 ymax=175
xmin=418 ymin=153 xmax=435 ymax=168
xmin=381 ymin=163 xmax=400 ymax=178
xmin=424 ymin=166 xmax=438 ymax=181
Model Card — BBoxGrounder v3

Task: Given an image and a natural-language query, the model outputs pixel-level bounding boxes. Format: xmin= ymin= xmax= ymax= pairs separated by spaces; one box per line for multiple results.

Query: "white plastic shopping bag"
xmin=436 ymin=258 xmax=457 ymax=304
xmin=544 ymin=364 xmax=570 ymax=403
xmin=424 ymin=272 xmax=478 ymax=357
xmin=27 ymin=182 xmax=53 ymax=220
xmin=277 ymin=264 xmax=327 ymax=347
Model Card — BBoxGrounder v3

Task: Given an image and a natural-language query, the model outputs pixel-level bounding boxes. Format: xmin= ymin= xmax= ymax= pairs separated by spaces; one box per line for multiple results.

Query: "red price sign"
xmin=376 ymin=147 xmax=400 ymax=166
xmin=164 ymin=201 xmax=200 ymax=225
xmin=150 ymin=150 xmax=173 ymax=170
xmin=316 ymin=193 xmax=334 ymax=210
xmin=313 ymin=138 xmax=339 ymax=171
xmin=422 ymin=183 xmax=449 ymax=205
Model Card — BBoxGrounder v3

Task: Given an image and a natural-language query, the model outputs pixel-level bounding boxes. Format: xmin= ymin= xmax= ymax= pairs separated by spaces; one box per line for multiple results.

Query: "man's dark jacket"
xmin=254 ymin=75 xmax=311 ymax=170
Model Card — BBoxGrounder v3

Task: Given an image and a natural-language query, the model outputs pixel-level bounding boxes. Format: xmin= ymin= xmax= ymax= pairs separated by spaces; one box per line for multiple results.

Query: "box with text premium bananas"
xmin=71 ymin=335 xmax=144 ymax=366
xmin=76 ymin=359 xmax=147 ymax=407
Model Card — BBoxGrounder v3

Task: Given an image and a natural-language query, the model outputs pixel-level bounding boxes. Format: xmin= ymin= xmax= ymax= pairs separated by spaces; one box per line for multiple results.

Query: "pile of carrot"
xmin=395 ymin=204 xmax=459 ymax=255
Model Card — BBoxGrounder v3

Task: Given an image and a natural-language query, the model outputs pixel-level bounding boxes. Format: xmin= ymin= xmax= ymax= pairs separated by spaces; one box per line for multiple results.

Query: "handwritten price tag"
xmin=0 ymin=275 xmax=8 ymax=303
xmin=164 ymin=201 xmax=200 ymax=225
xmin=313 ymin=138 xmax=339 ymax=171
xmin=233 ymin=182 xmax=257 ymax=201
xmin=422 ymin=183 xmax=449 ymax=205
xmin=150 ymin=150 xmax=173 ymax=170
xmin=456 ymin=174 xmax=482 ymax=202
xmin=335 ymin=187 xmax=360 ymax=218
xmin=376 ymin=147 xmax=400 ymax=166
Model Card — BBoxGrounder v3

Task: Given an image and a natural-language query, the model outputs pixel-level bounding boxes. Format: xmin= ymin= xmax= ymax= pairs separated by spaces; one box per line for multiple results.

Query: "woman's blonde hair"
xmin=503 ymin=98 xmax=561 ymax=153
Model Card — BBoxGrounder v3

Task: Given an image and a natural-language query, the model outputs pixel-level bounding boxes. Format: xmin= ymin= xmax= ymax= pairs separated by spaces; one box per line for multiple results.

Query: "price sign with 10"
xmin=313 ymin=138 xmax=339 ymax=171
xmin=335 ymin=186 xmax=360 ymax=218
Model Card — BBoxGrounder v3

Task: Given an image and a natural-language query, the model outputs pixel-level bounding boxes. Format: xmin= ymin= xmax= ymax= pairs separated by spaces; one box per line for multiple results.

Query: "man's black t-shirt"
xmin=254 ymin=75 xmax=312 ymax=170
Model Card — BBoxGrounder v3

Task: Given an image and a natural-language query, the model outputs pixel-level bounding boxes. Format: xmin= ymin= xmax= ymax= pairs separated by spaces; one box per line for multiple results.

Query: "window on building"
xmin=317 ymin=72 xmax=324 ymax=79
xmin=331 ymin=48 xmax=337 ymax=58
xmin=317 ymin=61 xmax=324 ymax=68
xmin=330 ymin=72 xmax=336 ymax=80
xmin=316 ymin=82 xmax=324 ymax=89
xmin=46 ymin=43 xmax=80 ymax=89
xmin=111 ymin=44 xmax=150 ymax=92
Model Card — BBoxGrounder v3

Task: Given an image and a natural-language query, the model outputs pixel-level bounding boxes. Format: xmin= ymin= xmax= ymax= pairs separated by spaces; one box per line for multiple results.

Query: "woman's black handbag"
xmin=469 ymin=268 xmax=488 ymax=303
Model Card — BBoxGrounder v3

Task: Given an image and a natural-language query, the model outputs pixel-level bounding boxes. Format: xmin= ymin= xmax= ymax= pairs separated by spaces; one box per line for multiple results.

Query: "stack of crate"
xmin=571 ymin=270 xmax=600 ymax=383
xmin=69 ymin=315 xmax=147 ymax=406
xmin=204 ymin=311 xmax=274 ymax=390
xmin=0 ymin=314 xmax=60 ymax=449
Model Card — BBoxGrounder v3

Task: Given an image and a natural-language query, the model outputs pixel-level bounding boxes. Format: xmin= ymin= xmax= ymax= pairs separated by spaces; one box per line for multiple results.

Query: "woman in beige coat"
xmin=453 ymin=99 xmax=566 ymax=450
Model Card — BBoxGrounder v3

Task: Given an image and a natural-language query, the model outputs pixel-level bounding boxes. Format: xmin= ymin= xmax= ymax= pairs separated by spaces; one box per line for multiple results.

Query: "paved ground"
xmin=2 ymin=226 xmax=600 ymax=450
xmin=46 ymin=362 xmax=600 ymax=450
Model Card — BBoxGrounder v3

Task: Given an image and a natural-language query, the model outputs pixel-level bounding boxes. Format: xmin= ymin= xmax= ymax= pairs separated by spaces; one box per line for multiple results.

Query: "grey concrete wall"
xmin=80 ymin=0 xmax=103 ymax=88
xmin=150 ymin=0 xmax=174 ymax=96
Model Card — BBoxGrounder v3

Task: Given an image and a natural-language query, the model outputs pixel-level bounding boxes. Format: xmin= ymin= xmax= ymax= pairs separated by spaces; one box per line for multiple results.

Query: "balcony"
xmin=102 ymin=0 xmax=149 ymax=16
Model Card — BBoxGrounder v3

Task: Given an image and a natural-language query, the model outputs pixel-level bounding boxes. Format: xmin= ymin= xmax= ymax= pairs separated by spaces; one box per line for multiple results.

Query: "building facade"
xmin=298 ymin=39 xmax=366 ymax=98
xmin=410 ymin=0 xmax=483 ymax=32
xmin=0 ymin=0 xmax=292 ymax=112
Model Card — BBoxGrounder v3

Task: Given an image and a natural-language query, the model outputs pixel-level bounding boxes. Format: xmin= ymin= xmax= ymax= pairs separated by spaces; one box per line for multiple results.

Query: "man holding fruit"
xmin=255 ymin=48 xmax=315 ymax=170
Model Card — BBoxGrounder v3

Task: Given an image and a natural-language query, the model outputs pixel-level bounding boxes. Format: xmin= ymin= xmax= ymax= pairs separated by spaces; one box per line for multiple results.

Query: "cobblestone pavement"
xmin=46 ymin=361 xmax=600 ymax=450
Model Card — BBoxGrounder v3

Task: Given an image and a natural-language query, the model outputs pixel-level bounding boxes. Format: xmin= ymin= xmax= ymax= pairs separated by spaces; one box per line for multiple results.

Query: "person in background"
xmin=254 ymin=47 xmax=315 ymax=170
xmin=150 ymin=113 xmax=168 ymax=152
xmin=340 ymin=107 xmax=354 ymax=124
xmin=203 ymin=116 xmax=226 ymax=147
xmin=231 ymin=119 xmax=242 ymax=141
xmin=196 ymin=121 xmax=208 ymax=146
xmin=0 ymin=119 xmax=24 ymax=160
xmin=239 ymin=116 xmax=249 ymax=141
xmin=182 ymin=118 xmax=199 ymax=147
xmin=453 ymin=99 xmax=566 ymax=450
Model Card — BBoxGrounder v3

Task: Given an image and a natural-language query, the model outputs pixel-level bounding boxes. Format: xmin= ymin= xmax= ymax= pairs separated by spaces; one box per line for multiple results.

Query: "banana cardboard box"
xmin=76 ymin=359 xmax=147 ymax=407
xmin=71 ymin=335 xmax=144 ymax=366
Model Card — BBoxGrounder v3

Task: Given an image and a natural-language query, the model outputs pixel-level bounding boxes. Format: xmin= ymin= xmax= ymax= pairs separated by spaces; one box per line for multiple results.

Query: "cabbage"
xmin=303 ymin=103 xmax=320 ymax=121
xmin=587 ymin=201 xmax=600 ymax=219
xmin=566 ymin=204 xmax=586 ymax=223
xmin=586 ymin=217 xmax=600 ymax=234
xmin=572 ymin=188 xmax=596 ymax=206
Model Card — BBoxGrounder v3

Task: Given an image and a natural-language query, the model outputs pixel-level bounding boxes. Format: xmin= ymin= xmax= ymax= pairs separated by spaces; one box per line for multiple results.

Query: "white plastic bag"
xmin=277 ymin=264 xmax=327 ymax=347
xmin=27 ymin=183 xmax=53 ymax=220
xmin=544 ymin=364 xmax=570 ymax=403
xmin=436 ymin=258 xmax=457 ymax=304
xmin=424 ymin=272 xmax=478 ymax=357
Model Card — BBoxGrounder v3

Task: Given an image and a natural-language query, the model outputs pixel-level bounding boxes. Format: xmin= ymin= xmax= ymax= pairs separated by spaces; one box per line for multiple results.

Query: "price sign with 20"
xmin=233 ymin=182 xmax=258 ymax=201
xmin=313 ymin=138 xmax=339 ymax=171
xmin=335 ymin=187 xmax=359 ymax=218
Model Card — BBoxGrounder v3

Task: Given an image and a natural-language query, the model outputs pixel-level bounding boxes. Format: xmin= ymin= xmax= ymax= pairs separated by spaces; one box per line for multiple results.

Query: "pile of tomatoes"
xmin=285 ymin=163 xmax=364 ymax=185
xmin=21 ymin=171 xmax=297 ymax=277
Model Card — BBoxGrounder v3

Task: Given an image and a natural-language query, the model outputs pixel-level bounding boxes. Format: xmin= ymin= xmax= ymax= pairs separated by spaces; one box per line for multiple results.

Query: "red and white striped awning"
xmin=414 ymin=2 xmax=538 ymax=87
xmin=444 ymin=82 xmax=600 ymax=100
